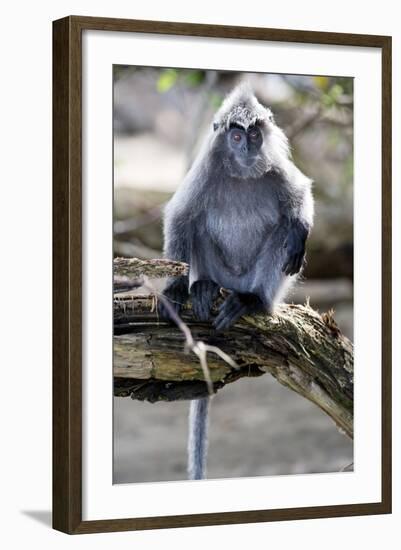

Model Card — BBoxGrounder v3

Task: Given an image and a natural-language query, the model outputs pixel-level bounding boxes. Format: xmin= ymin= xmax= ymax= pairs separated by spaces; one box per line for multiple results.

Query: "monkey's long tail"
xmin=187 ymin=397 xmax=210 ymax=480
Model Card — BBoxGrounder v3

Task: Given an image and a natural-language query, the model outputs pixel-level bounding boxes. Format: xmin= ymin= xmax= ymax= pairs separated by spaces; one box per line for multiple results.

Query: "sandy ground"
xmin=114 ymin=371 xmax=353 ymax=484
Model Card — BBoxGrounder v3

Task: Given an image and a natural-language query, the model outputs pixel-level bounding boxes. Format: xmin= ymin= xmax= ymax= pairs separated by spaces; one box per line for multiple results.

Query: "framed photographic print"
xmin=53 ymin=16 xmax=392 ymax=534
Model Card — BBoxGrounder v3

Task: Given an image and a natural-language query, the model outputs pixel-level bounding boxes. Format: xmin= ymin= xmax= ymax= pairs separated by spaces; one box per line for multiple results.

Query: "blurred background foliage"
xmin=113 ymin=67 xmax=354 ymax=484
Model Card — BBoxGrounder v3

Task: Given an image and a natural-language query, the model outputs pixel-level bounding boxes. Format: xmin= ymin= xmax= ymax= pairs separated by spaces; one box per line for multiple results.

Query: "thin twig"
xmin=142 ymin=276 xmax=239 ymax=396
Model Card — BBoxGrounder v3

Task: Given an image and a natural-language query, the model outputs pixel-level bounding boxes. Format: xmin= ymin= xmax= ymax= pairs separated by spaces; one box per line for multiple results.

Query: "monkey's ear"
xmin=213 ymin=122 xmax=219 ymax=131
xmin=266 ymin=109 xmax=275 ymax=123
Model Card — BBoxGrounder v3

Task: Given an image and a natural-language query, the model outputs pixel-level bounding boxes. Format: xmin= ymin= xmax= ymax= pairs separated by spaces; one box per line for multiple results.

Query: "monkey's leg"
xmin=213 ymin=292 xmax=264 ymax=331
xmin=190 ymin=280 xmax=220 ymax=321
xmin=158 ymin=275 xmax=189 ymax=320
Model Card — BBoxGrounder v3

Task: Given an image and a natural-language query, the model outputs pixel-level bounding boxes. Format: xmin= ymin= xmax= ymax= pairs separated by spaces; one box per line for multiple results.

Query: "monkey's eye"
xmin=248 ymin=129 xmax=259 ymax=141
xmin=232 ymin=132 xmax=242 ymax=142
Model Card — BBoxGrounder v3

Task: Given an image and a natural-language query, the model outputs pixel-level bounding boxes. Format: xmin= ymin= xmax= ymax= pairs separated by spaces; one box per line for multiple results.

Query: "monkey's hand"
xmin=214 ymin=292 xmax=264 ymax=331
xmin=282 ymin=220 xmax=309 ymax=276
xmin=190 ymin=280 xmax=220 ymax=322
xmin=158 ymin=276 xmax=189 ymax=321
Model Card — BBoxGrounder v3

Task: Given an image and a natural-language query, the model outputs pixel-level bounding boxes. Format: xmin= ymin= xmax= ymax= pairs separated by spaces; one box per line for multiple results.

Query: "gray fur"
xmin=187 ymin=397 xmax=210 ymax=480
xmin=160 ymin=83 xmax=314 ymax=479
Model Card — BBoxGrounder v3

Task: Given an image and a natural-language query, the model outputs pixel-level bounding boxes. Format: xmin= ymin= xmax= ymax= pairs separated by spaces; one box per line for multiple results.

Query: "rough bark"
xmin=113 ymin=258 xmax=354 ymax=438
xmin=114 ymin=257 xmax=188 ymax=278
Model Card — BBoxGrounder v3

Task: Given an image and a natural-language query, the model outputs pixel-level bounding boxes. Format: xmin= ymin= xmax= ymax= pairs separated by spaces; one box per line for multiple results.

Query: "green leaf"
xmin=313 ymin=76 xmax=330 ymax=91
xmin=157 ymin=69 xmax=178 ymax=93
xmin=329 ymin=84 xmax=344 ymax=100
xmin=184 ymin=70 xmax=205 ymax=87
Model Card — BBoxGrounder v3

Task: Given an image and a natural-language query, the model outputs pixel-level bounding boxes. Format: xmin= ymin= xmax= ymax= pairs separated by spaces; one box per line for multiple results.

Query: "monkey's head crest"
xmin=213 ymin=83 xmax=273 ymax=132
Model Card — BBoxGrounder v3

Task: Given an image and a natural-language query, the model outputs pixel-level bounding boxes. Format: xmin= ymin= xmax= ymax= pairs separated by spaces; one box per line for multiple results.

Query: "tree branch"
xmin=113 ymin=258 xmax=353 ymax=438
xmin=114 ymin=257 xmax=188 ymax=278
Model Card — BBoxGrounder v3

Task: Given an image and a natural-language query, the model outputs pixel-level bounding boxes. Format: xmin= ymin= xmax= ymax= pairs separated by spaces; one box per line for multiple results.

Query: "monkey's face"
xmin=224 ymin=123 xmax=268 ymax=178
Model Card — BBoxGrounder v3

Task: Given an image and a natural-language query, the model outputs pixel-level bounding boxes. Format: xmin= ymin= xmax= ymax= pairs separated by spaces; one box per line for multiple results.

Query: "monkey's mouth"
xmin=238 ymin=156 xmax=258 ymax=168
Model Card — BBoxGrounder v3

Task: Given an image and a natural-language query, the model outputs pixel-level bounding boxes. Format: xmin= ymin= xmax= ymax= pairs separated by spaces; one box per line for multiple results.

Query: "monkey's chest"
xmin=203 ymin=204 xmax=279 ymax=275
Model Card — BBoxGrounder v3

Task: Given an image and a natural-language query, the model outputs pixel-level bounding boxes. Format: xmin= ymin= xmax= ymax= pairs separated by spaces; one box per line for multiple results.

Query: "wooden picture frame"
xmin=53 ymin=15 xmax=392 ymax=534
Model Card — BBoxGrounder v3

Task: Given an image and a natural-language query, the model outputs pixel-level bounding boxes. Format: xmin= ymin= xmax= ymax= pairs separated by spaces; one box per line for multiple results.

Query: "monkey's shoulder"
xmin=165 ymin=163 xmax=311 ymax=225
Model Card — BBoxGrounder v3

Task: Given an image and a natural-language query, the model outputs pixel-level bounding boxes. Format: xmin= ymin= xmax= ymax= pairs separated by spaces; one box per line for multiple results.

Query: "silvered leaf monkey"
xmin=160 ymin=84 xmax=314 ymax=480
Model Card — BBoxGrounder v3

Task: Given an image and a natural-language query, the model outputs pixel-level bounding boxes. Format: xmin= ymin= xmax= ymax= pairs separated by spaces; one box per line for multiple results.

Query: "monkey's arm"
xmin=164 ymin=211 xmax=190 ymax=262
xmin=160 ymin=209 xmax=192 ymax=316
xmin=282 ymin=218 xmax=310 ymax=276
xmin=282 ymin=178 xmax=314 ymax=276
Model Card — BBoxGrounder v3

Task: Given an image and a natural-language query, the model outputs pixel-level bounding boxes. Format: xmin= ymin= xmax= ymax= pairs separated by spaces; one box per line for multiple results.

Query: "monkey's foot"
xmin=213 ymin=292 xmax=264 ymax=331
xmin=190 ymin=280 xmax=220 ymax=321
xmin=157 ymin=276 xmax=189 ymax=321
